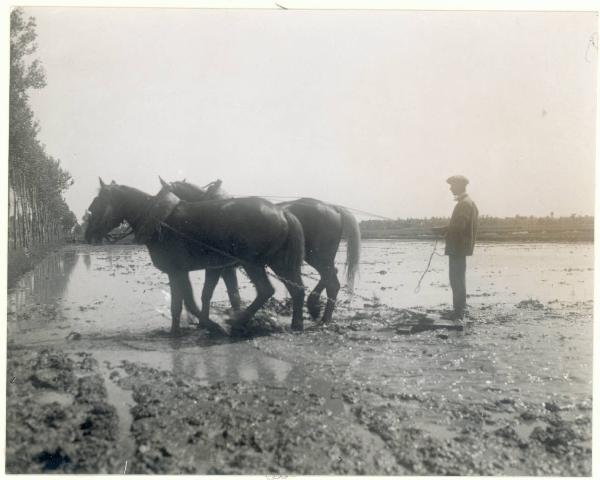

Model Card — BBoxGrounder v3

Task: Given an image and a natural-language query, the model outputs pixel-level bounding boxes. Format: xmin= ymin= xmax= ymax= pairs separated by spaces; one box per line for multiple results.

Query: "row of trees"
xmin=360 ymin=214 xmax=593 ymax=242
xmin=361 ymin=214 xmax=594 ymax=231
xmin=9 ymin=8 xmax=77 ymax=250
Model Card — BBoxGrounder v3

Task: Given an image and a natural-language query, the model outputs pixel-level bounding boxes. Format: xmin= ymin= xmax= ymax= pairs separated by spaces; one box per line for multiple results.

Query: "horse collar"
xmin=134 ymin=191 xmax=181 ymax=243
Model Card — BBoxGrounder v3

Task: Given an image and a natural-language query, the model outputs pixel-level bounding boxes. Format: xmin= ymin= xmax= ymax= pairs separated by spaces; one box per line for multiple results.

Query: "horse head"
xmin=84 ymin=178 xmax=130 ymax=244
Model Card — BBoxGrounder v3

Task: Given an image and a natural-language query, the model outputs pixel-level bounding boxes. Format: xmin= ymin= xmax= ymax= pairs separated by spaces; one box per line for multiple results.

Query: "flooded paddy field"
xmin=6 ymin=240 xmax=593 ymax=474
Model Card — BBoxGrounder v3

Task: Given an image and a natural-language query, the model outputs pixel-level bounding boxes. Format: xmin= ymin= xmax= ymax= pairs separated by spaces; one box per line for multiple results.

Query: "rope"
xmin=158 ymin=221 xmax=312 ymax=292
xmin=158 ymin=219 xmax=440 ymax=310
xmin=414 ymin=238 xmax=444 ymax=293
xmin=96 ymin=185 xmax=406 ymax=310
xmin=125 ymin=194 xmax=444 ymax=313
xmin=231 ymin=195 xmax=397 ymax=221
xmin=157 ymin=221 xmax=367 ymax=307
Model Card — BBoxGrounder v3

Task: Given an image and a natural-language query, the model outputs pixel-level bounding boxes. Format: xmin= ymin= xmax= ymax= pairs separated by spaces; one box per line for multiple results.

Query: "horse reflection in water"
xmin=169 ymin=346 xmax=292 ymax=385
xmin=84 ymin=179 xmax=305 ymax=336
xmin=82 ymin=252 xmax=92 ymax=270
xmin=161 ymin=178 xmax=361 ymax=324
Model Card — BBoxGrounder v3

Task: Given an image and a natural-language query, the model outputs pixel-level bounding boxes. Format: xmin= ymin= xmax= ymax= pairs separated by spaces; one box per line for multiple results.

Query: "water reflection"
xmin=171 ymin=348 xmax=202 ymax=378
xmin=9 ymin=249 xmax=80 ymax=310
xmin=82 ymin=253 xmax=92 ymax=270
xmin=167 ymin=342 xmax=292 ymax=386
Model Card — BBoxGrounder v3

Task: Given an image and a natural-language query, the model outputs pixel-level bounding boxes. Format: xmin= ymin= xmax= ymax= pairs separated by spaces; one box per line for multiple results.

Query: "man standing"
xmin=432 ymin=175 xmax=479 ymax=321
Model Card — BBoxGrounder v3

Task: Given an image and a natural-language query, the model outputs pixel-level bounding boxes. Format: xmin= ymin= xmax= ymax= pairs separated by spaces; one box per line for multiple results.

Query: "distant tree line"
xmin=9 ymin=8 xmax=77 ymax=250
xmin=360 ymin=214 xmax=593 ymax=242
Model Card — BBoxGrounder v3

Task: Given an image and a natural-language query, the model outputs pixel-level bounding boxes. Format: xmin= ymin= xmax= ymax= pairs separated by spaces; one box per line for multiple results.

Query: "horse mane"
xmin=98 ymin=183 xmax=154 ymax=203
xmin=170 ymin=180 xmax=228 ymax=201
xmin=102 ymin=183 xmax=142 ymax=193
xmin=170 ymin=181 xmax=207 ymax=198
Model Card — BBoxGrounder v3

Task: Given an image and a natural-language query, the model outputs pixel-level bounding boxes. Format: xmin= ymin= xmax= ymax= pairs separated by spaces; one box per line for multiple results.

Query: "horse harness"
xmin=134 ymin=191 xmax=181 ymax=244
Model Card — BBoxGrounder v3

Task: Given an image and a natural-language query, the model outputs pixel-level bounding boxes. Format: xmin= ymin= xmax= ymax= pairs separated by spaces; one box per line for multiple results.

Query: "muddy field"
xmin=6 ymin=241 xmax=593 ymax=474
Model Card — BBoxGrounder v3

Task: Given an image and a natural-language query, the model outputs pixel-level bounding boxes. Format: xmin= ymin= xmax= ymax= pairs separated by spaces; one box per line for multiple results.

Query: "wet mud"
xmin=6 ymin=350 xmax=121 ymax=473
xmin=5 ymin=243 xmax=593 ymax=474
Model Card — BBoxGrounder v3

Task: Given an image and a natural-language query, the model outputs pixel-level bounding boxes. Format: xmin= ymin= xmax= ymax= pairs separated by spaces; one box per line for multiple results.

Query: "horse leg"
xmin=231 ymin=265 xmax=274 ymax=334
xmin=221 ymin=267 xmax=242 ymax=311
xmin=319 ymin=264 xmax=340 ymax=324
xmin=180 ymin=273 xmax=227 ymax=336
xmin=168 ymin=272 xmax=184 ymax=335
xmin=200 ymin=268 xmax=222 ymax=322
xmin=306 ymin=279 xmax=325 ymax=320
xmin=270 ymin=263 xmax=305 ymax=332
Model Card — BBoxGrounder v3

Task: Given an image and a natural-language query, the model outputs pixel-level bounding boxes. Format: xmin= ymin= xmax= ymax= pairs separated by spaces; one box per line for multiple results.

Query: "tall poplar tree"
xmin=9 ymin=8 xmax=76 ymax=248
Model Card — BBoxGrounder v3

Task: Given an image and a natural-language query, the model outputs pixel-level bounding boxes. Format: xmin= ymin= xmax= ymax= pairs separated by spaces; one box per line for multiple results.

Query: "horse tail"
xmin=337 ymin=207 xmax=361 ymax=292
xmin=281 ymin=210 xmax=305 ymax=275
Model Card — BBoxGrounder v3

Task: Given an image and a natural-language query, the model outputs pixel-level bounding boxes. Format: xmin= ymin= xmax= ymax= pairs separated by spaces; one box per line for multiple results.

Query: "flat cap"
xmin=446 ymin=175 xmax=469 ymax=186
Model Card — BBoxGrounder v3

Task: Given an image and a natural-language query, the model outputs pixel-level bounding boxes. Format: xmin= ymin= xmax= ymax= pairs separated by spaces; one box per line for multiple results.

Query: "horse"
xmin=84 ymin=178 xmax=306 ymax=335
xmin=160 ymin=177 xmax=361 ymax=324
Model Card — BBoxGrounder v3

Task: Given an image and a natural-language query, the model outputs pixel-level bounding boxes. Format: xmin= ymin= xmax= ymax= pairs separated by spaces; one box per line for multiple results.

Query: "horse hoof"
xmin=200 ymin=320 xmax=228 ymax=337
xmin=291 ymin=322 xmax=304 ymax=332
xmin=230 ymin=323 xmax=250 ymax=338
xmin=307 ymin=306 xmax=321 ymax=320
xmin=170 ymin=328 xmax=183 ymax=337
xmin=307 ymin=298 xmax=322 ymax=320
xmin=224 ymin=313 xmax=246 ymax=335
xmin=227 ymin=310 xmax=249 ymax=325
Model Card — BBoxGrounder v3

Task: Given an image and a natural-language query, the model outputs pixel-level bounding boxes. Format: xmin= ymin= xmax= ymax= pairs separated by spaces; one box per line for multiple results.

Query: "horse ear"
xmin=99 ymin=177 xmax=106 ymax=188
xmin=159 ymin=176 xmax=169 ymax=189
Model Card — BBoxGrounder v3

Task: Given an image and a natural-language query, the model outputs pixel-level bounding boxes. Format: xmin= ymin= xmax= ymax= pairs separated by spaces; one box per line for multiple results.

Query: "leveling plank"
xmin=396 ymin=322 xmax=464 ymax=335
xmin=395 ymin=309 xmax=465 ymax=334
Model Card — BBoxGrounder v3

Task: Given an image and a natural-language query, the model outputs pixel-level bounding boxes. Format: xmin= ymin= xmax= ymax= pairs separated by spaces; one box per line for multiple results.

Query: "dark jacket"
xmin=445 ymin=194 xmax=478 ymax=256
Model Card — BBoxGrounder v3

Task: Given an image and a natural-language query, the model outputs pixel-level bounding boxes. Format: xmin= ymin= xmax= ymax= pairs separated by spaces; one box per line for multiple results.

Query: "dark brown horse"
xmin=161 ymin=178 xmax=361 ymax=324
xmin=85 ymin=179 xmax=305 ymax=335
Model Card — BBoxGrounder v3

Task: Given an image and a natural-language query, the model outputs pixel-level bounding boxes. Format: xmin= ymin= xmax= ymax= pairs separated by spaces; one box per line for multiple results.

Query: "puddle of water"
xmin=8 ymin=242 xmax=593 ymax=342
xmin=486 ymin=410 xmax=546 ymax=439
xmin=97 ymin=362 xmax=137 ymax=473
xmin=514 ymin=420 xmax=545 ymax=440
xmin=349 ymin=240 xmax=593 ymax=308
xmin=38 ymin=390 xmax=74 ymax=407
xmin=421 ymin=422 xmax=457 ymax=442
xmin=91 ymin=343 xmax=294 ymax=388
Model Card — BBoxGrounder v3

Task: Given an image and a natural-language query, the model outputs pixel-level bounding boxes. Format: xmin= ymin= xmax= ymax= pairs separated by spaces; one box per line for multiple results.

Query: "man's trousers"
xmin=448 ymin=255 xmax=467 ymax=317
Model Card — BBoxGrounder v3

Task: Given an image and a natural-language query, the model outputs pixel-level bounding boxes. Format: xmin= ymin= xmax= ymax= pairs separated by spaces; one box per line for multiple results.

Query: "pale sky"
xmin=24 ymin=7 xmax=597 ymax=220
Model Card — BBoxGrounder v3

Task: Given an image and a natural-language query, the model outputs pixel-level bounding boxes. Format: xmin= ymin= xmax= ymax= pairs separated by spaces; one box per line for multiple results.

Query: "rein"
xmin=98 ymin=183 xmax=446 ymax=311
xmin=158 ymin=221 xmax=240 ymax=268
xmin=414 ymin=238 xmax=443 ymax=293
xmin=157 ymin=219 xmax=397 ymax=309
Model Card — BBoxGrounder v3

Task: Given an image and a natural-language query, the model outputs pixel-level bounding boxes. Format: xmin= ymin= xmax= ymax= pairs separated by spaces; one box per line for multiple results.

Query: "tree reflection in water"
xmin=9 ymin=249 xmax=80 ymax=311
